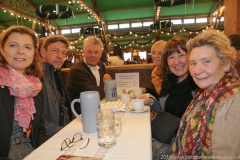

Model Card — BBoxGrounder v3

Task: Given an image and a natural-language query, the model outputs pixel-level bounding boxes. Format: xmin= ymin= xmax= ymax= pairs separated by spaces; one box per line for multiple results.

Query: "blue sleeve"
xmin=231 ymin=66 xmax=239 ymax=75
xmin=150 ymin=99 xmax=161 ymax=112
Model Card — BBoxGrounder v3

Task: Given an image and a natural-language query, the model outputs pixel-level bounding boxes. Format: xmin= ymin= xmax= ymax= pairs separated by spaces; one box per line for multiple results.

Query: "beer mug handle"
xmin=71 ymin=99 xmax=82 ymax=121
xmin=115 ymin=118 xmax=122 ymax=137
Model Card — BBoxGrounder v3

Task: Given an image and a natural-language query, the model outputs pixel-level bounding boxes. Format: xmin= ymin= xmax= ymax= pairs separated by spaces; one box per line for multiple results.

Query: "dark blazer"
xmin=41 ymin=63 xmax=72 ymax=138
xmin=66 ymin=60 xmax=106 ymax=114
xmin=0 ymin=87 xmax=48 ymax=160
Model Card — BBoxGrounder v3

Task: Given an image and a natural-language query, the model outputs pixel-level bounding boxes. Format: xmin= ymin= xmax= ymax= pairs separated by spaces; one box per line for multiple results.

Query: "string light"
xmin=68 ymin=0 xmax=80 ymax=5
xmin=1 ymin=8 xmax=57 ymax=32
xmin=77 ymin=0 xmax=101 ymax=22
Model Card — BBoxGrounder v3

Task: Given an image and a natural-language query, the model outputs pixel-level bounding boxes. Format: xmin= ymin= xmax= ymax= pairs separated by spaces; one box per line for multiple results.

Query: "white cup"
xmin=117 ymin=88 xmax=123 ymax=99
xmin=121 ymin=93 xmax=130 ymax=104
xmin=71 ymin=91 xmax=100 ymax=133
xmin=131 ymin=99 xmax=144 ymax=111
xmin=134 ymin=88 xmax=143 ymax=97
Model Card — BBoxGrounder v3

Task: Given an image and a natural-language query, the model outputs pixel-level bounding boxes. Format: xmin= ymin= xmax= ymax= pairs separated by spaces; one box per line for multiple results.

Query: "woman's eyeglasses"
xmin=60 ymin=133 xmax=89 ymax=151
xmin=151 ymin=51 xmax=162 ymax=56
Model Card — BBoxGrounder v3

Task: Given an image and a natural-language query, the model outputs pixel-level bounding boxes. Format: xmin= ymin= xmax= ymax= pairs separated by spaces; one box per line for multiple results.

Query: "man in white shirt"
xmin=66 ymin=36 xmax=111 ymax=114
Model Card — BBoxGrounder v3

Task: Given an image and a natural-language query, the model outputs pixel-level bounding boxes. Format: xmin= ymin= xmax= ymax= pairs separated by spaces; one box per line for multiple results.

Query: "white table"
xmin=24 ymin=108 xmax=152 ymax=160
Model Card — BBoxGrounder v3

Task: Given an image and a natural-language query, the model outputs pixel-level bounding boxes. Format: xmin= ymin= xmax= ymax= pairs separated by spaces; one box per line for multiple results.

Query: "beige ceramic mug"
xmin=71 ymin=91 xmax=100 ymax=133
xmin=105 ymin=80 xmax=118 ymax=102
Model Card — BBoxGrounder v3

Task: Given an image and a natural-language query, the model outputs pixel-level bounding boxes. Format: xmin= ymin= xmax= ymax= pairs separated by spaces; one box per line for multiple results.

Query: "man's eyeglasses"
xmin=60 ymin=133 xmax=89 ymax=151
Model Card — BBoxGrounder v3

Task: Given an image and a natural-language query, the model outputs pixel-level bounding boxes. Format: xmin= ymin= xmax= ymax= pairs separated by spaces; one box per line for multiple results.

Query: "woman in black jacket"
xmin=139 ymin=37 xmax=198 ymax=159
xmin=0 ymin=26 xmax=47 ymax=159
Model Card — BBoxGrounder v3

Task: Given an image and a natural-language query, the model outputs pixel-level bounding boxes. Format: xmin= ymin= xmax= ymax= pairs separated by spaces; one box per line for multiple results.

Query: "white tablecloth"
xmin=24 ymin=108 xmax=152 ymax=160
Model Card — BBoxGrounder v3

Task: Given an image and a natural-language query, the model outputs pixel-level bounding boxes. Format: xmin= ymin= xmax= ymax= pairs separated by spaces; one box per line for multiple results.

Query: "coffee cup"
xmin=131 ymin=99 xmax=144 ymax=111
xmin=121 ymin=93 xmax=130 ymax=104
xmin=133 ymin=88 xmax=143 ymax=97
xmin=71 ymin=91 xmax=100 ymax=133
xmin=117 ymin=88 xmax=123 ymax=99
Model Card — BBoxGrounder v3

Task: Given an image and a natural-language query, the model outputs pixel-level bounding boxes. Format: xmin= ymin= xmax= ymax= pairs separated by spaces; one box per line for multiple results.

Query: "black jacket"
xmin=41 ymin=62 xmax=72 ymax=138
xmin=0 ymin=87 xmax=48 ymax=160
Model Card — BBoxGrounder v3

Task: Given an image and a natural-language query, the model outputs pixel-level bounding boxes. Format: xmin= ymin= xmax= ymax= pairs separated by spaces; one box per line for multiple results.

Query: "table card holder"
xmin=115 ymin=72 xmax=139 ymax=96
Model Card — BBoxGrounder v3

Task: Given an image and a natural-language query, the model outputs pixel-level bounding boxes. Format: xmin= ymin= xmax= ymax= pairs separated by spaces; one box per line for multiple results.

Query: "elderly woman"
xmin=171 ymin=30 xmax=240 ymax=157
xmin=150 ymin=40 xmax=166 ymax=95
xmin=0 ymin=26 xmax=47 ymax=159
xmin=141 ymin=40 xmax=166 ymax=98
xmin=140 ymin=37 xmax=198 ymax=159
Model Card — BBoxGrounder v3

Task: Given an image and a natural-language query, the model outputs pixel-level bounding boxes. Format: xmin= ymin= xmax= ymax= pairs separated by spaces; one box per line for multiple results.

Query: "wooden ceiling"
xmin=0 ymin=0 xmax=224 ymax=53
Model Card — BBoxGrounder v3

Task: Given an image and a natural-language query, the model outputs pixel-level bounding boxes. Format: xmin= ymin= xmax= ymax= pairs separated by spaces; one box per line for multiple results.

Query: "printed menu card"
xmin=115 ymin=72 xmax=139 ymax=90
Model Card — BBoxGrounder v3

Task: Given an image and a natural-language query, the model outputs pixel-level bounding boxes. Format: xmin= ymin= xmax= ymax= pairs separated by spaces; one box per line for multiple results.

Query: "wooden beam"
xmin=224 ymin=0 xmax=240 ymax=35
xmin=214 ymin=6 xmax=224 ymax=29
xmin=154 ymin=6 xmax=161 ymax=42
xmin=210 ymin=0 xmax=224 ymax=15
xmin=210 ymin=0 xmax=224 ymax=29
xmin=26 ymin=0 xmax=37 ymax=8
xmin=0 ymin=4 xmax=43 ymax=29
xmin=0 ymin=22 xmax=8 ymax=29
xmin=91 ymin=0 xmax=109 ymax=53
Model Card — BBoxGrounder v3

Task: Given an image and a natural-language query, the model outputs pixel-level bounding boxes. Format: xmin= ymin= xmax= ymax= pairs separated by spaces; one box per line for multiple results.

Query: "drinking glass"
xmin=96 ymin=109 xmax=122 ymax=148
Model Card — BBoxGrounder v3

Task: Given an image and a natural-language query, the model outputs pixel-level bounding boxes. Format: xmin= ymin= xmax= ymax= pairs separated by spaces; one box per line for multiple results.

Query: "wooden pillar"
xmin=224 ymin=0 xmax=240 ymax=36
xmin=154 ymin=6 xmax=161 ymax=42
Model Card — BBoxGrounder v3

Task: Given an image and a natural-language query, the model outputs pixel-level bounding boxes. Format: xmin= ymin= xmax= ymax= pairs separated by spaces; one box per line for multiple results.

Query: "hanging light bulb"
xmin=68 ymin=1 xmax=73 ymax=5
xmin=87 ymin=14 xmax=93 ymax=19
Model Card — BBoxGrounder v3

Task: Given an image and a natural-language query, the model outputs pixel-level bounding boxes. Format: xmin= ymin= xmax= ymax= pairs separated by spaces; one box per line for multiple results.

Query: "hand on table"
xmin=141 ymin=87 xmax=146 ymax=93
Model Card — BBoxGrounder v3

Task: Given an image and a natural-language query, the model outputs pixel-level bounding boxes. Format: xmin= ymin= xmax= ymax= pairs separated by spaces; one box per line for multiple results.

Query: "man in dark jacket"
xmin=66 ymin=36 xmax=112 ymax=114
xmin=40 ymin=35 xmax=72 ymax=138
xmin=62 ymin=54 xmax=73 ymax=68
xmin=228 ymin=34 xmax=240 ymax=74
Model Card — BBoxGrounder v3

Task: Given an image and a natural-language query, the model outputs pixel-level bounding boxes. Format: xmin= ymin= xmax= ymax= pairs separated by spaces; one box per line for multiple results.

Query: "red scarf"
xmin=0 ymin=65 xmax=42 ymax=132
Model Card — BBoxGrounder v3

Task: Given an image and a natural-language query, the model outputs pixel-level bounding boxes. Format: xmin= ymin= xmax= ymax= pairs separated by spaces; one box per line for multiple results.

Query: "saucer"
xmin=129 ymin=108 xmax=149 ymax=113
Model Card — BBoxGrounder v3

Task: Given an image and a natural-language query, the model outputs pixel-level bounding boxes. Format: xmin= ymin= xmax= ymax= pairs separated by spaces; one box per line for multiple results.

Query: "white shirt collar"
xmin=84 ymin=58 xmax=100 ymax=70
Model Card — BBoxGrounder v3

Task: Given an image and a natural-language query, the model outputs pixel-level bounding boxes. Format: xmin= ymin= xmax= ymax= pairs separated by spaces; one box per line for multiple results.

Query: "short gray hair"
xmin=186 ymin=29 xmax=236 ymax=66
xmin=83 ymin=36 xmax=103 ymax=51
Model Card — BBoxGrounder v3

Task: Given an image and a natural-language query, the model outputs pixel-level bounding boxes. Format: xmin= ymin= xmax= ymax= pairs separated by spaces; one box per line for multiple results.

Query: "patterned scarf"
xmin=0 ymin=65 xmax=42 ymax=132
xmin=172 ymin=72 xmax=240 ymax=157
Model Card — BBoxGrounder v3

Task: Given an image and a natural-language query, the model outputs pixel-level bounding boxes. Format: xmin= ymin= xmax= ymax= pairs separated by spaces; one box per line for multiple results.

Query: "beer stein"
xmin=96 ymin=109 xmax=122 ymax=148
